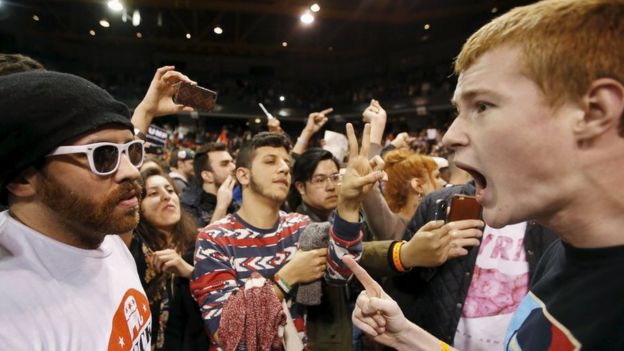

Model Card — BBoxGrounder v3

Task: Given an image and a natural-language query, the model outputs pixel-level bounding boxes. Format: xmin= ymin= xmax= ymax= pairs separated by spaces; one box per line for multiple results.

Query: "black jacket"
xmin=386 ymin=182 xmax=559 ymax=345
xmin=180 ymin=184 xmax=238 ymax=228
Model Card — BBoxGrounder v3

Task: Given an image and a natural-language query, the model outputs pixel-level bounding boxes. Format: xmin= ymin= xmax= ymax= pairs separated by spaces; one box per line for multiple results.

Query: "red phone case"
xmin=447 ymin=195 xmax=482 ymax=222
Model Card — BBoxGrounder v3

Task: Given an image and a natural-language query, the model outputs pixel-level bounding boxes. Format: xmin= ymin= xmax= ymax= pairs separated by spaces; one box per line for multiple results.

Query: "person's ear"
xmin=6 ymin=167 xmax=39 ymax=199
xmin=574 ymin=78 xmax=624 ymax=142
xmin=409 ymin=178 xmax=422 ymax=193
xmin=295 ymin=181 xmax=306 ymax=195
xmin=201 ymin=170 xmax=214 ymax=184
xmin=235 ymin=167 xmax=250 ymax=186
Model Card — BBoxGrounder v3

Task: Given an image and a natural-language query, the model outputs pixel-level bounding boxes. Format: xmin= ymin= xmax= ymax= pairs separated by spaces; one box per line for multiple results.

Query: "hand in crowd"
xmin=400 ymin=219 xmax=484 ymax=268
xmin=147 ymin=248 xmax=194 ymax=279
xmin=216 ymin=175 xmax=236 ymax=209
xmin=342 ymin=256 xmax=413 ymax=350
xmin=390 ymin=132 xmax=416 ymax=149
xmin=278 ymin=248 xmax=328 ymax=286
xmin=363 ymin=99 xmax=387 ymax=148
xmin=362 ymin=99 xmax=386 ymax=125
xmin=304 ymin=107 xmax=333 ymax=134
xmin=338 ymin=123 xmax=384 ymax=219
xmin=293 ymin=107 xmax=333 ymax=154
xmin=267 ymin=117 xmax=283 ymax=133
xmin=136 ymin=66 xmax=196 ymax=118
xmin=210 ymin=175 xmax=237 ymax=224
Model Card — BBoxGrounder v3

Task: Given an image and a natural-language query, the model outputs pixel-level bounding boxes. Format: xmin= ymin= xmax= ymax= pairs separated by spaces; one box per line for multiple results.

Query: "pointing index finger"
xmin=319 ymin=107 xmax=334 ymax=116
xmin=342 ymin=256 xmax=382 ymax=298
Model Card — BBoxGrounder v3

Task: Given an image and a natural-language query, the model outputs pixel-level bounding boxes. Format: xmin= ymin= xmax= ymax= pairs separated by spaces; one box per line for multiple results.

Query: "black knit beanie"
xmin=0 ymin=70 xmax=133 ymax=204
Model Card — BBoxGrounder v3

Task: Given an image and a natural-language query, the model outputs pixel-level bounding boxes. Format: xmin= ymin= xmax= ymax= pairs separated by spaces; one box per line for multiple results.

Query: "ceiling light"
xmin=310 ymin=3 xmax=320 ymax=12
xmin=279 ymin=96 xmax=285 ymax=102
xmin=491 ymin=7 xmax=498 ymax=13
xmin=282 ymin=41 xmax=288 ymax=47
xmin=213 ymin=26 xmax=223 ymax=35
xmin=99 ymin=19 xmax=110 ymax=28
xmin=33 ymin=15 xmax=40 ymax=21
xmin=186 ymin=33 xmax=191 ymax=39
xmin=424 ymin=24 xmax=430 ymax=30
xmin=136 ymin=32 xmax=142 ymax=38
xmin=132 ymin=10 xmax=141 ymax=27
xmin=89 ymin=30 xmax=96 ymax=36
xmin=107 ymin=0 xmax=123 ymax=12
xmin=300 ymin=12 xmax=314 ymax=25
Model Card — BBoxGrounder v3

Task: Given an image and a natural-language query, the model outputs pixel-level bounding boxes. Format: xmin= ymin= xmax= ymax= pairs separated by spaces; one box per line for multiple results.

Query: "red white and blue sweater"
xmin=191 ymin=211 xmax=363 ymax=350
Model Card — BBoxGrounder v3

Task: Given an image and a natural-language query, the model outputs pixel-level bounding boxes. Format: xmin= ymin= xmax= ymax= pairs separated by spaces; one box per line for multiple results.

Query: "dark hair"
xmin=141 ymin=158 xmax=169 ymax=174
xmin=168 ymin=148 xmax=179 ymax=168
xmin=135 ymin=167 xmax=197 ymax=254
xmin=0 ymin=54 xmax=44 ymax=76
xmin=236 ymin=132 xmax=291 ymax=169
xmin=287 ymin=148 xmax=339 ymax=211
xmin=193 ymin=142 xmax=227 ymax=183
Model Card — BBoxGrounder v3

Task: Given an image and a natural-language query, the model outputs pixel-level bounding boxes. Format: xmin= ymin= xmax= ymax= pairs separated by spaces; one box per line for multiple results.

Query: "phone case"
xmin=447 ymin=195 xmax=482 ymax=222
xmin=173 ymin=82 xmax=218 ymax=112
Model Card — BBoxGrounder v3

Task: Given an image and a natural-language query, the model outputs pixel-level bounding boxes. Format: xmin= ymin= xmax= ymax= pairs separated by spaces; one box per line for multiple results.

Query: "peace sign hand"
xmin=338 ymin=123 xmax=384 ymax=219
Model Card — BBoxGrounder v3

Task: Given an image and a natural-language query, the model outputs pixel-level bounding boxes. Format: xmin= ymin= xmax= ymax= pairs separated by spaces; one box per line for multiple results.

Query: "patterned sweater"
xmin=190 ymin=211 xmax=363 ymax=350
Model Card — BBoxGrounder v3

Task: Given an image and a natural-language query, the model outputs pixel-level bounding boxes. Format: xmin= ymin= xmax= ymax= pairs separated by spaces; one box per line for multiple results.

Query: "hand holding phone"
xmin=173 ymin=82 xmax=217 ymax=112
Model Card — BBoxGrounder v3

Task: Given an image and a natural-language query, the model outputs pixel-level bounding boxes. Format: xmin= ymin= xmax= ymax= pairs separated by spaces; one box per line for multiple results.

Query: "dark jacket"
xmin=180 ymin=184 xmax=238 ymax=228
xmin=295 ymin=203 xmax=394 ymax=351
xmin=386 ymin=182 xmax=559 ymax=345
xmin=129 ymin=237 xmax=209 ymax=351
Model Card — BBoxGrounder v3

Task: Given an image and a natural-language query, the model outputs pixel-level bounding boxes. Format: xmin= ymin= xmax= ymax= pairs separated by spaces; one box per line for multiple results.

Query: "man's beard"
xmin=39 ymin=172 xmax=141 ymax=246
xmin=249 ymin=173 xmax=287 ymax=203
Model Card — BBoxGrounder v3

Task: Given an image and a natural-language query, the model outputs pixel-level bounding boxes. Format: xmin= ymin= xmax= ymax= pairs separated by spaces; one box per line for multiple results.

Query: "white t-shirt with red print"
xmin=0 ymin=211 xmax=151 ymax=350
xmin=454 ymin=222 xmax=529 ymax=351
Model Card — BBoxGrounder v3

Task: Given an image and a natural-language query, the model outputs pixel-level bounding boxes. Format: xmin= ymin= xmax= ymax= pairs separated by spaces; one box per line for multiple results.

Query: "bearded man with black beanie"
xmin=0 ymin=71 xmax=152 ymax=350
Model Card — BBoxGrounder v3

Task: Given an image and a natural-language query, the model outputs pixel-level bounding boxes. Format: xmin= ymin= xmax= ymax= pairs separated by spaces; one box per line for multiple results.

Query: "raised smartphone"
xmin=173 ymin=82 xmax=218 ymax=112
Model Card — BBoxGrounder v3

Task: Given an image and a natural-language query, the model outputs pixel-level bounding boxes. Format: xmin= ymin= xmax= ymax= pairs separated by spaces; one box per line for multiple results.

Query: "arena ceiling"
xmin=1 ymin=0 xmax=534 ymax=61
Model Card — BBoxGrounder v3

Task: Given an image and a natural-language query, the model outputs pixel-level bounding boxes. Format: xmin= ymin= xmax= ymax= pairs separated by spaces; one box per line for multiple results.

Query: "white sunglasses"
xmin=47 ymin=140 xmax=145 ymax=176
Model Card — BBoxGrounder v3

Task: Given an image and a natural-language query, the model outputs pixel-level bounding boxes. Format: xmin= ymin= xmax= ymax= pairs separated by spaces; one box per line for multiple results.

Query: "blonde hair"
xmin=383 ymin=149 xmax=438 ymax=213
xmin=455 ymin=0 xmax=623 ymax=110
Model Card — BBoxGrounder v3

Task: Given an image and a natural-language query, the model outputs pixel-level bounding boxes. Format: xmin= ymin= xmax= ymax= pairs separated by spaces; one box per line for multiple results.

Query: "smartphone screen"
xmin=173 ymin=82 xmax=218 ymax=112
xmin=447 ymin=195 xmax=482 ymax=222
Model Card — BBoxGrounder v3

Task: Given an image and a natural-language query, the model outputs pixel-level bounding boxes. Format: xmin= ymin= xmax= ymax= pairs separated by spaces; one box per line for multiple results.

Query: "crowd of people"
xmin=1 ymin=0 xmax=623 ymax=350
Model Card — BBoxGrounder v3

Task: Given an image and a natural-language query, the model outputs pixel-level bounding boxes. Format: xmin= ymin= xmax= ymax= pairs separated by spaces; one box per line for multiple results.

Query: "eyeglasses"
xmin=309 ymin=173 xmax=341 ymax=186
xmin=47 ymin=140 xmax=145 ymax=176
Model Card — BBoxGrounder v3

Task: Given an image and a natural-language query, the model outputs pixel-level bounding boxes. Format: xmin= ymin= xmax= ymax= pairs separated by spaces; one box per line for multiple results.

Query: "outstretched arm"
xmin=132 ymin=66 xmax=196 ymax=134
xmin=292 ymin=108 xmax=333 ymax=154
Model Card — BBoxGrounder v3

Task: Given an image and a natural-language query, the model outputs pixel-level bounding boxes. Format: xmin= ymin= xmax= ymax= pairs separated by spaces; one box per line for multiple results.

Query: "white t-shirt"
xmin=0 ymin=211 xmax=151 ymax=351
xmin=454 ymin=222 xmax=529 ymax=351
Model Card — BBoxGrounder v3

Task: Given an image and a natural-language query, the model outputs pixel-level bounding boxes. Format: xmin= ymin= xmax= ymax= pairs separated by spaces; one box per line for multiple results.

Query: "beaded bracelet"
xmin=273 ymin=273 xmax=292 ymax=296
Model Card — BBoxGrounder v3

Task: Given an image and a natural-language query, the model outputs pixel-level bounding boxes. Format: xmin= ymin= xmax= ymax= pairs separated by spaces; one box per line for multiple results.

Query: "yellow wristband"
xmin=440 ymin=341 xmax=451 ymax=351
xmin=392 ymin=240 xmax=407 ymax=272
